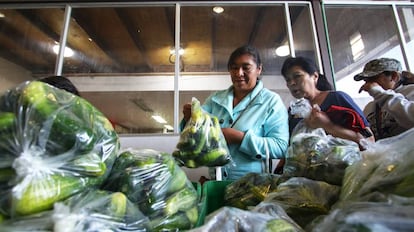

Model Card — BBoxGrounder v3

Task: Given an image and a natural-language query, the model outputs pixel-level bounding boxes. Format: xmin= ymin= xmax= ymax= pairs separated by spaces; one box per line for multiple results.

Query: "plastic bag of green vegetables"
xmin=340 ymin=127 xmax=414 ymax=203
xmin=0 ymin=190 xmax=150 ymax=232
xmin=283 ymin=128 xmax=361 ymax=186
xmin=252 ymin=202 xmax=304 ymax=232
xmin=173 ymin=97 xmax=231 ymax=168
xmin=103 ymin=148 xmax=200 ymax=231
xmin=0 ymin=81 xmax=119 ymax=218
xmin=263 ymin=177 xmax=340 ymax=228
xmin=189 ymin=206 xmax=303 ymax=232
xmin=312 ymin=201 xmax=414 ymax=232
xmin=53 ymin=189 xmax=150 ymax=231
xmin=224 ymin=173 xmax=283 ymax=210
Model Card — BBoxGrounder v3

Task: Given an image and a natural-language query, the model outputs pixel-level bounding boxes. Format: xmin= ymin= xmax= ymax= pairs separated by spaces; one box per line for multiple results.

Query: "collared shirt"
xmin=201 ymin=81 xmax=289 ymax=180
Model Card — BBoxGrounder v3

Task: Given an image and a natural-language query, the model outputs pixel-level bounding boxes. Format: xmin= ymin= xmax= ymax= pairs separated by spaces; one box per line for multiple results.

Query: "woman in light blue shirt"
xmin=182 ymin=45 xmax=289 ymax=180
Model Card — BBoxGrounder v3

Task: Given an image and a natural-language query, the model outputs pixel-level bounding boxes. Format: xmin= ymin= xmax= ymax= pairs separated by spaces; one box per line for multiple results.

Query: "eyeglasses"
xmin=229 ymin=64 xmax=256 ymax=74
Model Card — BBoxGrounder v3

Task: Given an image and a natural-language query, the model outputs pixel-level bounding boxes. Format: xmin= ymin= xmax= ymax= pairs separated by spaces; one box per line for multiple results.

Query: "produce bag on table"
xmin=173 ymin=97 xmax=231 ymax=168
xmin=189 ymin=206 xmax=303 ymax=232
xmin=263 ymin=177 xmax=340 ymax=228
xmin=224 ymin=172 xmax=283 ymax=210
xmin=103 ymin=148 xmax=200 ymax=231
xmin=0 ymin=190 xmax=150 ymax=231
xmin=340 ymin=127 xmax=414 ymax=203
xmin=283 ymin=128 xmax=361 ymax=186
xmin=0 ymin=81 xmax=119 ymax=218
xmin=253 ymin=202 xmax=304 ymax=232
xmin=312 ymin=201 xmax=414 ymax=232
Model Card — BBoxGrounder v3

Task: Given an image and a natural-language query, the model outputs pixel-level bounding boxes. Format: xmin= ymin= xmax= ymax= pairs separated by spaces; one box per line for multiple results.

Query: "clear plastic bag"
xmin=173 ymin=97 xmax=231 ymax=168
xmin=340 ymin=127 xmax=414 ymax=202
xmin=0 ymin=210 xmax=54 ymax=231
xmin=53 ymin=190 xmax=150 ymax=232
xmin=289 ymin=98 xmax=312 ymax=119
xmin=0 ymin=190 xmax=150 ymax=232
xmin=263 ymin=177 xmax=341 ymax=228
xmin=252 ymin=202 xmax=304 ymax=232
xmin=103 ymin=148 xmax=200 ymax=231
xmin=312 ymin=201 xmax=414 ymax=232
xmin=190 ymin=206 xmax=303 ymax=232
xmin=224 ymin=173 xmax=282 ymax=210
xmin=289 ymin=98 xmax=319 ymax=137
xmin=0 ymin=81 xmax=119 ymax=218
xmin=283 ymin=129 xmax=361 ymax=186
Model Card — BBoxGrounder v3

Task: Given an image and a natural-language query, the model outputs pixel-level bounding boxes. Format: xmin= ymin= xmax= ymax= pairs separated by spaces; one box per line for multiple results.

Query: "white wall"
xmin=0 ymin=57 xmax=32 ymax=94
xmin=69 ymin=73 xmax=287 ymax=92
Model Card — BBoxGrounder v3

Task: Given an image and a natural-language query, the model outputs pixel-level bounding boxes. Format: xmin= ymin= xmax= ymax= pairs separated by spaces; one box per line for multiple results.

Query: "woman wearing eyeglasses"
xmin=181 ymin=45 xmax=289 ymax=181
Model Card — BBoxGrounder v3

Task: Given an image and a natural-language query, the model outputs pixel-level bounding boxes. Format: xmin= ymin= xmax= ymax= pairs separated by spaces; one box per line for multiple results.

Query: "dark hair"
xmin=382 ymin=71 xmax=393 ymax=77
xmin=281 ymin=56 xmax=333 ymax=91
xmin=227 ymin=45 xmax=262 ymax=70
xmin=40 ymin=75 xmax=80 ymax=96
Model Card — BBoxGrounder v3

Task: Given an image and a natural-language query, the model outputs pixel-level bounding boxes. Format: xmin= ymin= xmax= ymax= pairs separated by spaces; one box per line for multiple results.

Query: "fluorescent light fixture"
xmin=164 ymin=125 xmax=174 ymax=131
xmin=213 ymin=6 xmax=224 ymax=14
xmin=169 ymin=47 xmax=184 ymax=55
xmin=275 ymin=44 xmax=290 ymax=57
xmin=152 ymin=115 xmax=167 ymax=124
xmin=53 ymin=44 xmax=74 ymax=57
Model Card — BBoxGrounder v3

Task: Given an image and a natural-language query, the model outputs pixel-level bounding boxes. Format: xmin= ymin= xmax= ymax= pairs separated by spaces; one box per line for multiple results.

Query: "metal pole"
xmin=55 ymin=5 xmax=72 ymax=75
xmin=174 ymin=3 xmax=181 ymax=133
xmin=284 ymin=2 xmax=295 ymax=57
xmin=392 ymin=4 xmax=412 ymax=71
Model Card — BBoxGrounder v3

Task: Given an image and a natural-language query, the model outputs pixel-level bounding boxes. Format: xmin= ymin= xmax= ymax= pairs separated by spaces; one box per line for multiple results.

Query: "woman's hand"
xmin=221 ymin=127 xmax=245 ymax=145
xmin=304 ymin=106 xmax=333 ymax=129
xmin=183 ymin=103 xmax=192 ymax=122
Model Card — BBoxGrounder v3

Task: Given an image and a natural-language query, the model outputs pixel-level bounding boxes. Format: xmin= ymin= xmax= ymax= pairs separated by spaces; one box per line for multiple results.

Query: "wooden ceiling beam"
xmin=16 ymin=9 xmax=104 ymax=73
xmin=70 ymin=10 xmax=124 ymax=72
xmin=211 ymin=14 xmax=218 ymax=71
xmin=17 ymin=9 xmax=61 ymax=42
xmin=164 ymin=7 xmax=175 ymax=46
xmin=248 ymin=7 xmax=265 ymax=46
xmin=115 ymin=8 xmax=152 ymax=72
xmin=0 ymin=20 xmax=54 ymax=69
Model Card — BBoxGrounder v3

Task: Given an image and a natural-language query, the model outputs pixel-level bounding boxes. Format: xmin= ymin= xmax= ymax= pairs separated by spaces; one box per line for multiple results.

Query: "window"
xmin=324 ymin=4 xmax=411 ymax=109
xmin=0 ymin=7 xmax=65 ymax=89
xmin=350 ymin=32 xmax=365 ymax=61
xmin=0 ymin=2 xmax=331 ymax=135
xmin=397 ymin=5 xmax=414 ymax=70
xmin=67 ymin=6 xmax=176 ymax=134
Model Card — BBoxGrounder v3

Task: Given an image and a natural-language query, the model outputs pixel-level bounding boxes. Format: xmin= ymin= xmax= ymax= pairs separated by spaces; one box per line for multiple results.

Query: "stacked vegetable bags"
xmin=0 ymin=81 xmax=120 ymax=218
xmin=0 ymin=81 xmax=200 ymax=231
xmin=104 ymin=148 xmax=200 ymax=231
xmin=0 ymin=190 xmax=150 ymax=231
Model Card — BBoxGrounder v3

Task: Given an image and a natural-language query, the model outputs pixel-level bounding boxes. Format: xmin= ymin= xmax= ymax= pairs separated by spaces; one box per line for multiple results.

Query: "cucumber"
xmin=13 ymin=174 xmax=98 ymax=216
xmin=164 ymin=187 xmax=198 ymax=216
xmin=109 ymin=192 xmax=128 ymax=218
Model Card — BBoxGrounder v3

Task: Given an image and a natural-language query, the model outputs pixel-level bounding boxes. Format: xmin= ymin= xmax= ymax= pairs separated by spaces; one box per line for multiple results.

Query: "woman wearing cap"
xmin=355 ymin=57 xmax=414 ymax=140
xmin=181 ymin=45 xmax=289 ymax=181
xmin=280 ymin=57 xmax=375 ymax=149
